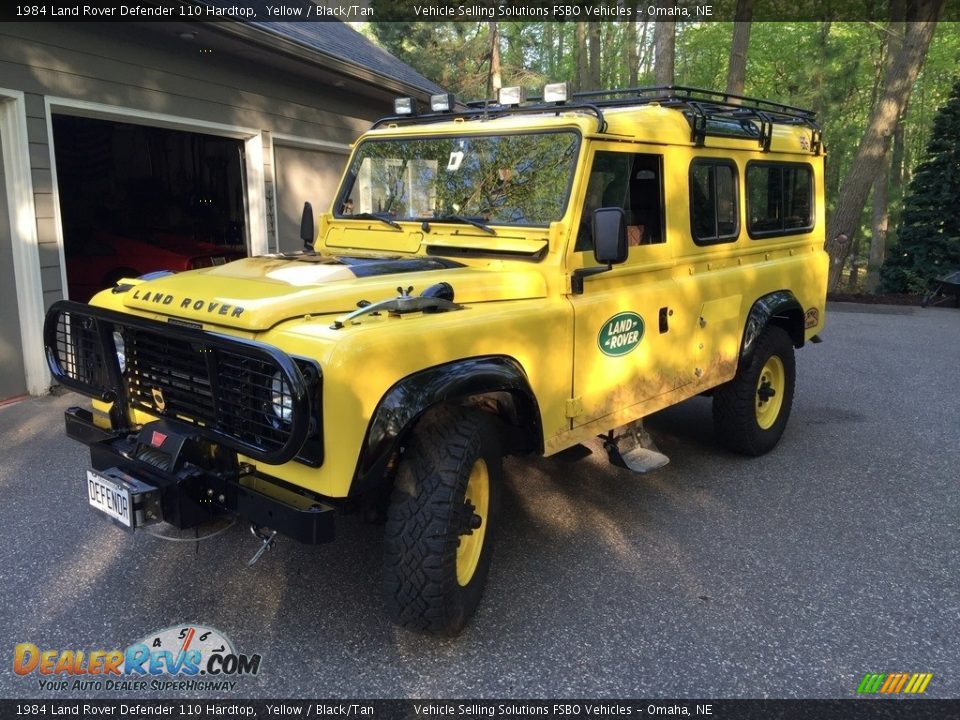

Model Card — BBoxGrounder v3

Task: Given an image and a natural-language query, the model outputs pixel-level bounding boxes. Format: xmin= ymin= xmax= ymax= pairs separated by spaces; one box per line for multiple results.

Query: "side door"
xmin=568 ymin=145 xmax=693 ymax=428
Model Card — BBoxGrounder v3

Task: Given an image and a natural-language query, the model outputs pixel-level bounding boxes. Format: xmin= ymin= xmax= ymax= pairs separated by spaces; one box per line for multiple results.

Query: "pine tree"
xmin=880 ymin=78 xmax=960 ymax=293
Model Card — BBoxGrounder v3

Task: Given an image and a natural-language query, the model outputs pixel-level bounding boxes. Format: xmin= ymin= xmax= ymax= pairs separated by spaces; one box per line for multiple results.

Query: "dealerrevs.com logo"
xmin=14 ymin=625 xmax=261 ymax=692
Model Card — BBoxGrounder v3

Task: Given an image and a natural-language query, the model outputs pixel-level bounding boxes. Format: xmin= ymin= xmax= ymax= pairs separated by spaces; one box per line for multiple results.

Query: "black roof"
xmin=195 ymin=0 xmax=444 ymax=97
xmin=252 ymin=22 xmax=444 ymax=95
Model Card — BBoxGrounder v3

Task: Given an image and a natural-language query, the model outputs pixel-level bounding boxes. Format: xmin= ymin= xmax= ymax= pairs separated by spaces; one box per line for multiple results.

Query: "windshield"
xmin=335 ymin=131 xmax=580 ymax=227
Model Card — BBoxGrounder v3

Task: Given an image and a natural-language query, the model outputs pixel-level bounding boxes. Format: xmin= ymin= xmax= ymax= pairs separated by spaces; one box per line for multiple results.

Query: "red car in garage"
xmin=66 ymin=232 xmax=246 ymax=302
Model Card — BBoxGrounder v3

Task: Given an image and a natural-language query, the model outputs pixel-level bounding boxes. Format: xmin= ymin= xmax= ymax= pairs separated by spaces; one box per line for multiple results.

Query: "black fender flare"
xmin=740 ymin=290 xmax=805 ymax=365
xmin=351 ymin=355 xmax=542 ymax=497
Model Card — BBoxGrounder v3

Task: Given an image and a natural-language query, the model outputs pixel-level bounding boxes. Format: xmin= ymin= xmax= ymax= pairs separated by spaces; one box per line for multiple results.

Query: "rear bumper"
xmin=66 ymin=407 xmax=335 ymax=544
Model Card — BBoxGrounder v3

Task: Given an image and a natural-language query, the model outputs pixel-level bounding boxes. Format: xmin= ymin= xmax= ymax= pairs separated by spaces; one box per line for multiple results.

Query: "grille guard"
xmin=43 ymin=300 xmax=317 ymax=466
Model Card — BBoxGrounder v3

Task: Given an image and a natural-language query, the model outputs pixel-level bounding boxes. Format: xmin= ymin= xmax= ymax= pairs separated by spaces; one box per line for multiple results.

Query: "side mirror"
xmin=592 ymin=207 xmax=628 ymax=265
xmin=300 ymin=202 xmax=315 ymax=252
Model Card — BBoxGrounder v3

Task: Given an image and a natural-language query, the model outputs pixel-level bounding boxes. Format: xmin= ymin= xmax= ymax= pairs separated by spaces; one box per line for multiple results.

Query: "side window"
xmin=689 ymin=159 xmax=739 ymax=245
xmin=747 ymin=162 xmax=814 ymax=237
xmin=576 ymin=151 xmax=665 ymax=253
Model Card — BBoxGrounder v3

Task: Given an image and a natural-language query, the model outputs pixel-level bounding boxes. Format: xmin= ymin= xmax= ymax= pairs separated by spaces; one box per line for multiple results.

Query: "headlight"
xmin=270 ymin=371 xmax=293 ymax=423
xmin=113 ymin=331 xmax=126 ymax=373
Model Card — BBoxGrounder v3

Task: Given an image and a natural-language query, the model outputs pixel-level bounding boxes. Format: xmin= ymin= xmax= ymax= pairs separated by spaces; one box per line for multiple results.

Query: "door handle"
xmin=659 ymin=307 xmax=669 ymax=333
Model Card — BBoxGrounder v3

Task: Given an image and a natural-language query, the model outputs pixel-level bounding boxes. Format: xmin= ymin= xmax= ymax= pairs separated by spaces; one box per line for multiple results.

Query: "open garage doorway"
xmin=52 ymin=115 xmax=249 ymax=301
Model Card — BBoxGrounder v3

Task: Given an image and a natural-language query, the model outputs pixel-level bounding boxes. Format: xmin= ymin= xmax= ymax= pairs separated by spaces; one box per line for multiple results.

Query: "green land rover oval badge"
xmin=598 ymin=311 xmax=644 ymax=357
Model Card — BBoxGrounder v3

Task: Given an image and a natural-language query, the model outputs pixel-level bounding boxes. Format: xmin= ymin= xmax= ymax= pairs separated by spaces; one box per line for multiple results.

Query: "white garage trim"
xmin=244 ymin=132 xmax=268 ymax=256
xmin=0 ymin=88 xmax=48 ymax=396
xmin=43 ymin=96 xmax=271 ymax=277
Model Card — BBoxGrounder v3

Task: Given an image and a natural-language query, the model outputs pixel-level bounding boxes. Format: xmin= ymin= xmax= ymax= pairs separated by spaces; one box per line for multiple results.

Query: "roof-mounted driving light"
xmin=543 ymin=82 xmax=570 ymax=104
xmin=498 ymin=86 xmax=526 ymax=107
xmin=394 ymin=97 xmax=417 ymax=115
xmin=430 ymin=93 xmax=456 ymax=112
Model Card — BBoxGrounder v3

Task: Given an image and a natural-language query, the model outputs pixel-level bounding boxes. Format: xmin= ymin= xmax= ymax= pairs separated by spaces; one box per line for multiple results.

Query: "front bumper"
xmin=66 ymin=407 xmax=335 ymax=544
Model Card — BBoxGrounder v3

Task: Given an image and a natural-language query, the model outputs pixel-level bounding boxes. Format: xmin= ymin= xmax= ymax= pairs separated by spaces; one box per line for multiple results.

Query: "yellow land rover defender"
xmin=45 ymin=86 xmax=828 ymax=634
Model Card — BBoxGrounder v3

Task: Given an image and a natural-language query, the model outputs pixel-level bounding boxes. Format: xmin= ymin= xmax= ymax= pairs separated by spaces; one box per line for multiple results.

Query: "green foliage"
xmin=880 ymin=78 xmax=960 ymax=292
xmin=366 ymin=23 xmax=494 ymax=100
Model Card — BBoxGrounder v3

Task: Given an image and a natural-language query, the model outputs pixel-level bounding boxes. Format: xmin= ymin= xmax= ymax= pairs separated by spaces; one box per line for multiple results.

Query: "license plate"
xmin=86 ymin=470 xmax=133 ymax=527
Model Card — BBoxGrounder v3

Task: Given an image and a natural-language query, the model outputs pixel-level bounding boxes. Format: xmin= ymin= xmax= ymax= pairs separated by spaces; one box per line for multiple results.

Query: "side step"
xmin=602 ymin=420 xmax=670 ymax=473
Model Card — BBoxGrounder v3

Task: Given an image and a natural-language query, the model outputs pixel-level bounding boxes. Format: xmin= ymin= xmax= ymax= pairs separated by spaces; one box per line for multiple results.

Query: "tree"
xmin=488 ymin=21 xmax=502 ymax=97
xmin=879 ymin=78 xmax=960 ymax=293
xmin=588 ymin=23 xmax=602 ymax=90
xmin=574 ymin=22 xmax=588 ymax=91
xmin=653 ymin=20 xmax=676 ymax=86
xmin=865 ymin=0 xmax=906 ymax=292
xmin=726 ymin=0 xmax=753 ymax=96
xmin=826 ymin=5 xmax=944 ymax=291
xmin=626 ymin=18 xmax=640 ymax=86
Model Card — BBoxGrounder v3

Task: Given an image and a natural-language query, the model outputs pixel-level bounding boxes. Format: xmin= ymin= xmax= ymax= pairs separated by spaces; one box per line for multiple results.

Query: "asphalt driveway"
xmin=1 ymin=302 xmax=957 ymax=699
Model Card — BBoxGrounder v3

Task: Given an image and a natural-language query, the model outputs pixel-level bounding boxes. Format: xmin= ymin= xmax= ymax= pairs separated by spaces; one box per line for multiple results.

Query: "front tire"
xmin=713 ymin=325 xmax=796 ymax=456
xmin=383 ymin=406 xmax=502 ymax=635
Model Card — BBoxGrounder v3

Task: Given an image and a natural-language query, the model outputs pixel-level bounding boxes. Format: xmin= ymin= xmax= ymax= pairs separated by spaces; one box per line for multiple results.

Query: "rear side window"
xmin=690 ymin=160 xmax=739 ymax=245
xmin=747 ymin=162 xmax=814 ymax=237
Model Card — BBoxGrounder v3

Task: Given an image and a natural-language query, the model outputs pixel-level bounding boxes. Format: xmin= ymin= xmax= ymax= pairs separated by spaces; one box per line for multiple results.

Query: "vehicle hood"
xmin=117 ymin=254 xmax=548 ymax=331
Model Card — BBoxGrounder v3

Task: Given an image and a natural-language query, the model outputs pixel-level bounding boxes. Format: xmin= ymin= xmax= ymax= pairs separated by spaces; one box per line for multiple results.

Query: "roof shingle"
xmin=197 ymin=1 xmax=444 ymax=95
xmin=254 ymin=21 xmax=445 ymax=95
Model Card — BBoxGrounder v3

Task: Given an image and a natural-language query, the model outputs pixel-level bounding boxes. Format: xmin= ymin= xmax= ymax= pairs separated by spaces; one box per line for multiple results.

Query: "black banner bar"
xmin=2 ymin=700 xmax=960 ymax=720
xmin=1 ymin=0 xmax=958 ymax=23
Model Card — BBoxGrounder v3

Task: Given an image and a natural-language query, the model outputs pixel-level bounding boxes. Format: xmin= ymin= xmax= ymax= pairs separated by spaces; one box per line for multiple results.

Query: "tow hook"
xmin=247 ymin=524 xmax=278 ymax=567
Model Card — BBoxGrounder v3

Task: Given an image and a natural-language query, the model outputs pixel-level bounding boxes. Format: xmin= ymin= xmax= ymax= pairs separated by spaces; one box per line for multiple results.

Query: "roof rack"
xmin=371 ymin=101 xmax=608 ymax=133
xmin=372 ymin=85 xmax=822 ymax=154
xmin=573 ymin=86 xmax=821 ymax=153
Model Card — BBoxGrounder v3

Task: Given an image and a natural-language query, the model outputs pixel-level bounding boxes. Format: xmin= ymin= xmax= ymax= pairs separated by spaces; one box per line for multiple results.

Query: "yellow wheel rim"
xmin=755 ymin=356 xmax=785 ymax=430
xmin=456 ymin=458 xmax=489 ymax=587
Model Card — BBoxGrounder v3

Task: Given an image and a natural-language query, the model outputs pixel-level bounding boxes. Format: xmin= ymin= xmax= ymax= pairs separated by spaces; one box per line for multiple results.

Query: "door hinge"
xmin=565 ymin=397 xmax=583 ymax=418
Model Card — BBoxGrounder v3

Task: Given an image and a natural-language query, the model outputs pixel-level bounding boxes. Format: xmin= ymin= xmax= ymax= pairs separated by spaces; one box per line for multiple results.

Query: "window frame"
xmin=745 ymin=160 xmax=816 ymax=240
xmin=689 ymin=158 xmax=740 ymax=246
xmin=574 ymin=148 xmax=667 ymax=255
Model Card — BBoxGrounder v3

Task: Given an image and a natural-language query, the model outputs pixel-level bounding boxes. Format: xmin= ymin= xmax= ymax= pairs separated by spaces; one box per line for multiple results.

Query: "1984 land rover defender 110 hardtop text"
xmin=45 ymin=85 xmax=828 ymax=634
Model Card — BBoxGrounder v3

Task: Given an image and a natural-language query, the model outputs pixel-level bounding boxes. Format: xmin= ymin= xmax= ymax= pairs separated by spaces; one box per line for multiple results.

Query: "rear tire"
xmin=383 ymin=406 xmax=502 ymax=635
xmin=713 ymin=325 xmax=796 ymax=456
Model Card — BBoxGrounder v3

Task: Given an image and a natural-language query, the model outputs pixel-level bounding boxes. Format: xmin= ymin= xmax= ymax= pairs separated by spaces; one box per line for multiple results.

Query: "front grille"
xmin=44 ymin=301 xmax=318 ymax=465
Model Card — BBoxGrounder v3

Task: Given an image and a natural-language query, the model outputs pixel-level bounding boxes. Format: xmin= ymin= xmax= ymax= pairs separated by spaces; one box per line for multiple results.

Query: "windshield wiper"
xmin=350 ymin=212 xmax=401 ymax=230
xmin=433 ymin=214 xmax=497 ymax=235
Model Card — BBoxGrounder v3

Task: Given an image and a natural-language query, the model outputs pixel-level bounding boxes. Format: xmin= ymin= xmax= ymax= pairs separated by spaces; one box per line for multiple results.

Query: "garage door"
xmin=52 ymin=115 xmax=249 ymax=302
xmin=274 ymin=144 xmax=348 ymax=253
xmin=0 ymin=130 xmax=27 ymax=400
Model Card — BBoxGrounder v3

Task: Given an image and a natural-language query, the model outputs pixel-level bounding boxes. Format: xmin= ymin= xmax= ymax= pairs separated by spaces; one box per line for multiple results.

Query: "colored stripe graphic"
xmin=857 ymin=673 xmax=885 ymax=694
xmin=879 ymin=674 xmax=898 ymax=693
xmin=858 ymin=673 xmax=933 ymax=694
xmin=911 ymin=673 xmax=933 ymax=694
xmin=893 ymin=673 xmax=909 ymax=693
